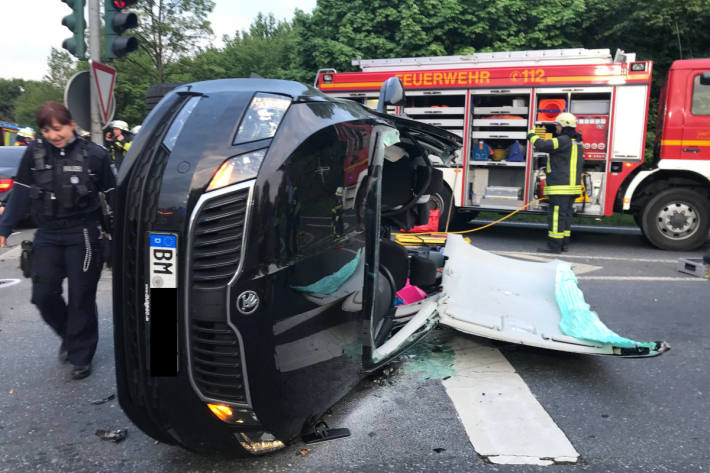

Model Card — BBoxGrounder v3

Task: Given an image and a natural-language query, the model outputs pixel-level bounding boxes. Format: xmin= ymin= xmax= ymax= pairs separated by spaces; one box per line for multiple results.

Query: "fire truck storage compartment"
xmin=467 ymin=88 xmax=530 ymax=209
xmin=404 ymin=90 xmax=467 ymax=137
xmin=468 ymin=166 xmax=525 ymax=209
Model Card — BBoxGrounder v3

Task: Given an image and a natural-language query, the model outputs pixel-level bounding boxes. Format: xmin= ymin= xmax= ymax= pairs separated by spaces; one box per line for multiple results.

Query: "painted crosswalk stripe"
xmin=442 ymin=335 xmax=579 ymax=466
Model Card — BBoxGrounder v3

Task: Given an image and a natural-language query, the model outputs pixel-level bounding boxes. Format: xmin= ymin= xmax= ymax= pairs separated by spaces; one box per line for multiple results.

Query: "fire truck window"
xmin=691 ymin=74 xmax=710 ymax=115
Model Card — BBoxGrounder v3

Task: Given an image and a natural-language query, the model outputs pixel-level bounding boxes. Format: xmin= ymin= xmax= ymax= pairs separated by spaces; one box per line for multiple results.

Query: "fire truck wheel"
xmin=632 ymin=212 xmax=645 ymax=236
xmin=641 ymin=188 xmax=710 ymax=251
xmin=429 ymin=186 xmax=453 ymax=232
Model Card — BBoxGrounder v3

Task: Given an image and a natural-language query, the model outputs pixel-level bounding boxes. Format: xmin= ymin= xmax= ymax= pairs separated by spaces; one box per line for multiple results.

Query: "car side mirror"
xmin=700 ymin=72 xmax=710 ymax=86
xmin=377 ymin=77 xmax=405 ymax=113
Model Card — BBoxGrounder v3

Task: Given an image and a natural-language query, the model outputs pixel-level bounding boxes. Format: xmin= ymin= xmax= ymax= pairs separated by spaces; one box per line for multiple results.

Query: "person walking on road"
xmin=0 ymin=102 xmax=116 ymax=380
xmin=527 ymin=112 xmax=584 ymax=254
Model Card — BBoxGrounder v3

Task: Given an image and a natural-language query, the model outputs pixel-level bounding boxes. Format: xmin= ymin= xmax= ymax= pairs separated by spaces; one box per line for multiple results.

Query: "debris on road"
xmin=95 ymin=429 xmax=127 ymax=443
xmin=90 ymin=393 xmax=116 ymax=405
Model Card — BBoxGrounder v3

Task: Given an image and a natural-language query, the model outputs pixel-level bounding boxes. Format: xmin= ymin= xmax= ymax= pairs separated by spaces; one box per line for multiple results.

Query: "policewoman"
xmin=527 ymin=112 xmax=584 ymax=254
xmin=0 ymin=102 xmax=116 ymax=380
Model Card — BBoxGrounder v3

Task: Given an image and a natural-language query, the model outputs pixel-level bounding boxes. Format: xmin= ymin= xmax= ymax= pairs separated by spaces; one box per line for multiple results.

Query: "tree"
xmin=43 ymin=48 xmax=79 ymax=90
xmin=128 ymin=0 xmax=216 ymax=83
xmin=13 ymin=82 xmax=63 ymax=127
xmin=292 ymin=0 xmax=590 ymax=83
xmin=0 ymin=79 xmax=26 ymax=123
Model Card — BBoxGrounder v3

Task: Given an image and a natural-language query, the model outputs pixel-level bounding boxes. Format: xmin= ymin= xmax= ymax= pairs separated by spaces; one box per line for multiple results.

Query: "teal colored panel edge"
xmin=555 ymin=265 xmax=655 ymax=350
xmin=291 ymin=248 xmax=362 ymax=295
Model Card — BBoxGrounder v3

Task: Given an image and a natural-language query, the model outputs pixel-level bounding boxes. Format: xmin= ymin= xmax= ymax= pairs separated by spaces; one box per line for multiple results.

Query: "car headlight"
xmin=206 ymin=149 xmax=266 ymax=191
xmin=234 ymin=93 xmax=291 ymax=144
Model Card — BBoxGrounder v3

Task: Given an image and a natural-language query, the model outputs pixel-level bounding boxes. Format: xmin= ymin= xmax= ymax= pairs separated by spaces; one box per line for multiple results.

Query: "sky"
xmin=0 ymin=0 xmax=317 ymax=82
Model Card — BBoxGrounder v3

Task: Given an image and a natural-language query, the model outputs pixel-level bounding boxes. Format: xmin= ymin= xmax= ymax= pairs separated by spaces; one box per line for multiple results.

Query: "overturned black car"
xmin=112 ymin=78 xmax=462 ymax=454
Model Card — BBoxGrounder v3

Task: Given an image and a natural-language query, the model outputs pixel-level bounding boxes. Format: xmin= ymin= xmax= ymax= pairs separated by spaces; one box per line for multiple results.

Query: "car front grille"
xmin=189 ymin=320 xmax=247 ymax=403
xmin=191 ymin=188 xmax=249 ymax=289
xmin=187 ymin=183 xmax=253 ymax=406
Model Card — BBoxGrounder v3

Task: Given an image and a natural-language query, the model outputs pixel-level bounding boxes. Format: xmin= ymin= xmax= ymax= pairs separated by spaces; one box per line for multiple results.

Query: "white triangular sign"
xmin=90 ymin=61 xmax=117 ymax=124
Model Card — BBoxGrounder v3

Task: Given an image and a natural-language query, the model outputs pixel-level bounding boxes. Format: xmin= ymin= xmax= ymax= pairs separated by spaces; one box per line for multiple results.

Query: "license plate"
xmin=149 ymin=233 xmax=177 ymax=288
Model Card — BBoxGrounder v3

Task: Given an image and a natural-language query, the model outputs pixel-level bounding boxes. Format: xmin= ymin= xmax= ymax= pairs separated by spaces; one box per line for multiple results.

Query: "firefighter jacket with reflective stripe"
xmin=107 ymin=138 xmax=132 ymax=167
xmin=527 ymin=132 xmax=584 ymax=195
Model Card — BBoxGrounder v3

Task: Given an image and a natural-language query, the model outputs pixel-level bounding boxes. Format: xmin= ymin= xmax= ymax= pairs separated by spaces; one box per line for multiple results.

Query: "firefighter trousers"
xmin=546 ymin=194 xmax=575 ymax=250
xmin=30 ymin=225 xmax=102 ymax=366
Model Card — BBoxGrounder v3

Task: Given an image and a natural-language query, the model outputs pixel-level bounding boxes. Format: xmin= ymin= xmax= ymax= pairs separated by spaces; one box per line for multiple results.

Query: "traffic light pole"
xmin=88 ymin=0 xmax=102 ymax=144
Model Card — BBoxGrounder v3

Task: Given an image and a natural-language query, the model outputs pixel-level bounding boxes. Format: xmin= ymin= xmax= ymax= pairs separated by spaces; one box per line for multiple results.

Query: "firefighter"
xmin=15 ymin=127 xmax=36 ymax=146
xmin=0 ymin=102 xmax=116 ymax=380
xmin=104 ymin=119 xmax=132 ymax=167
xmin=527 ymin=112 xmax=584 ymax=254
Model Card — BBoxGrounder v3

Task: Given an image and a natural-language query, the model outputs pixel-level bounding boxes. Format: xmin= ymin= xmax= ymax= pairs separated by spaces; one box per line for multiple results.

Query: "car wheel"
xmin=641 ymin=188 xmax=710 ymax=250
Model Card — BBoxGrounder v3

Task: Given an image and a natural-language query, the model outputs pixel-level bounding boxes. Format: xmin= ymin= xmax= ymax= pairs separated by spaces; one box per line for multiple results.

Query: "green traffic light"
xmin=60 ymin=0 xmax=86 ymax=60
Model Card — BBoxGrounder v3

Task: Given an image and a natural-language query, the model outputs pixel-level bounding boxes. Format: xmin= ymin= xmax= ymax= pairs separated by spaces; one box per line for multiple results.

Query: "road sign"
xmin=90 ymin=60 xmax=117 ymax=124
xmin=65 ymin=70 xmax=115 ymax=131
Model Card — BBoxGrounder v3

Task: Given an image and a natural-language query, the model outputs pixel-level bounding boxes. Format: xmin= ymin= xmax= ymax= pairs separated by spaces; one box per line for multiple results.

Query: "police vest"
xmin=30 ymin=138 xmax=101 ymax=218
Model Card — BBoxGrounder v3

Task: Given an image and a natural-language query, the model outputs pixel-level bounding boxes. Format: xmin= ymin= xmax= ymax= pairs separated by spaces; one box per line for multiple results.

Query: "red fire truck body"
xmin=316 ymin=49 xmax=710 ymax=250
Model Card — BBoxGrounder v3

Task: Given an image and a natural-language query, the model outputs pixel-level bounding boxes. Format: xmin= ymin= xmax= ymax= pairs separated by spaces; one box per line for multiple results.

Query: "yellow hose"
xmin=405 ymin=196 xmax=549 ymax=236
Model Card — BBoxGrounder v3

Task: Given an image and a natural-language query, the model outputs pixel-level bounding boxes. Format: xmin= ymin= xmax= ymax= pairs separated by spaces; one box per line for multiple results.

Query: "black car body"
xmin=0 ymin=146 xmax=25 ymax=207
xmin=113 ymin=79 xmax=461 ymax=454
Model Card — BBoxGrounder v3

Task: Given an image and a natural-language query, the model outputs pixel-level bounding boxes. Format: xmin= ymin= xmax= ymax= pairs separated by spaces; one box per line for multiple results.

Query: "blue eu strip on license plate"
xmin=148 ymin=233 xmax=178 ymax=376
xmin=149 ymin=233 xmax=177 ymax=289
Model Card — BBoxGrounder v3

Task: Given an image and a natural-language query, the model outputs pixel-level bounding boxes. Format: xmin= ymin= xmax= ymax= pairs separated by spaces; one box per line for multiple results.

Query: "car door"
xmin=361 ymin=118 xmax=461 ymax=371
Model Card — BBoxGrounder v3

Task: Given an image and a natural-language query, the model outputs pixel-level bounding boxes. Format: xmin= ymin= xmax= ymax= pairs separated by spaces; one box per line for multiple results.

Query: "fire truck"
xmin=316 ymin=48 xmax=710 ymax=251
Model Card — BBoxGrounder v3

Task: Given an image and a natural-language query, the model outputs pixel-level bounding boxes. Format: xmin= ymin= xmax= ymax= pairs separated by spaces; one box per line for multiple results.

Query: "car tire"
xmin=429 ymin=186 xmax=454 ymax=232
xmin=641 ymin=188 xmax=710 ymax=250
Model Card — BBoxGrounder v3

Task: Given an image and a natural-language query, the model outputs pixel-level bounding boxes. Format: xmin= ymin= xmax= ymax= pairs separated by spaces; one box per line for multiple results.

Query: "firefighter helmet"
xmin=107 ymin=120 xmax=129 ymax=132
xmin=17 ymin=127 xmax=35 ymax=138
xmin=130 ymin=125 xmax=142 ymax=135
xmin=554 ymin=112 xmax=577 ymax=128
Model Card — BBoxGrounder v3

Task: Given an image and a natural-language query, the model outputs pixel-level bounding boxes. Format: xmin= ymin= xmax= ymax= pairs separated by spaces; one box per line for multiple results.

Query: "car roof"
xmin=172 ymin=78 xmax=336 ymax=103
xmin=0 ymin=146 xmax=25 ymax=176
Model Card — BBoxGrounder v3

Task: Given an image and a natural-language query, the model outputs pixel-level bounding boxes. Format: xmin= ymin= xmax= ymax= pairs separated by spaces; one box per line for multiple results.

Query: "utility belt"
xmin=38 ymin=216 xmax=100 ymax=230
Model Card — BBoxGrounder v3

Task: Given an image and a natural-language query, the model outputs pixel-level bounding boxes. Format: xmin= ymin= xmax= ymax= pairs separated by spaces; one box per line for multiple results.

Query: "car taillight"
xmin=0 ymin=178 xmax=13 ymax=193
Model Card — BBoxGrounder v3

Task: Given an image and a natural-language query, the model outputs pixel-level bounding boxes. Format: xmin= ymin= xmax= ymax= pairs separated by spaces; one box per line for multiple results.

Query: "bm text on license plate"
xmin=149 ymin=234 xmax=177 ymax=288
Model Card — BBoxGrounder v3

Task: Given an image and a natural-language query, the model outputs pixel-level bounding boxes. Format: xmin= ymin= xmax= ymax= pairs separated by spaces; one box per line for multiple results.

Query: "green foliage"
xmin=44 ymin=48 xmax=80 ymax=90
xmin=33 ymin=0 xmax=708 ymax=137
xmin=131 ymin=0 xmax=216 ymax=82
xmin=13 ymin=82 xmax=63 ymax=127
xmin=169 ymin=14 xmax=299 ymax=82
xmin=0 ymin=79 xmax=26 ymax=123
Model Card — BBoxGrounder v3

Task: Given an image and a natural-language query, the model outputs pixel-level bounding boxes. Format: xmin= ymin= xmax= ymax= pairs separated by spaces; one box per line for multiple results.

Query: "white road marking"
xmin=577 ymin=276 xmax=707 ymax=282
xmin=1 ymin=245 xmax=22 ymax=260
xmin=442 ymin=335 xmax=579 ymax=465
xmin=496 ymin=251 xmax=677 ymax=264
xmin=496 ymin=252 xmax=603 ymax=275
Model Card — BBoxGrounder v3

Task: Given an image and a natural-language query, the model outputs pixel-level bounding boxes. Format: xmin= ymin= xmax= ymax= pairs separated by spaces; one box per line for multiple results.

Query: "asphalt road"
xmin=0 ymin=224 xmax=708 ymax=472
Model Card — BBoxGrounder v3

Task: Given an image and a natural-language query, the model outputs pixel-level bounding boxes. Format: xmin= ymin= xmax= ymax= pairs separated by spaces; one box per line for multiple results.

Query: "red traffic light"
xmin=111 ymin=0 xmax=137 ymax=9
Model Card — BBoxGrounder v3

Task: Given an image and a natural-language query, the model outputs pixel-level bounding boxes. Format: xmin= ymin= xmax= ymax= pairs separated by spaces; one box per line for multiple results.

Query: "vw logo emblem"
xmin=236 ymin=290 xmax=259 ymax=315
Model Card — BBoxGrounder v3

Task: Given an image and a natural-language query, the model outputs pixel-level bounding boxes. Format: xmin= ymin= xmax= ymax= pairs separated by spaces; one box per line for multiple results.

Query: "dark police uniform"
xmin=527 ymin=131 xmax=584 ymax=251
xmin=0 ymin=136 xmax=115 ymax=368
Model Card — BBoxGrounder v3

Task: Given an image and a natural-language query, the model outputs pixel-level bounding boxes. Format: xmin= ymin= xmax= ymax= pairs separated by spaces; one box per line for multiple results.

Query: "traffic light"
xmin=104 ymin=0 xmax=139 ymax=60
xmin=61 ymin=0 xmax=87 ymax=60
